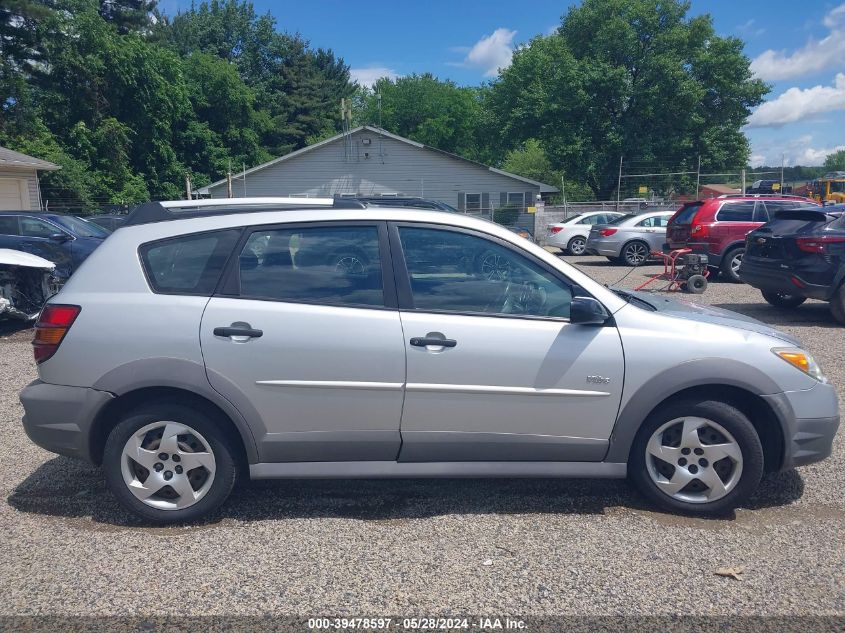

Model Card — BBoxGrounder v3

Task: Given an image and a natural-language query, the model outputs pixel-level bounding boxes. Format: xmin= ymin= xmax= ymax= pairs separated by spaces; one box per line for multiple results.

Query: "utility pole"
xmin=184 ymin=173 xmax=192 ymax=200
xmin=616 ymin=156 xmax=623 ymax=211
xmin=377 ymin=90 xmax=382 ymax=128
xmin=696 ymin=155 xmax=701 ymax=199
xmin=242 ymin=162 xmax=247 ymax=197
xmin=741 ymin=168 xmax=746 ymax=194
xmin=781 ymin=153 xmax=785 ymax=191
xmin=226 ymin=160 xmax=233 ymax=199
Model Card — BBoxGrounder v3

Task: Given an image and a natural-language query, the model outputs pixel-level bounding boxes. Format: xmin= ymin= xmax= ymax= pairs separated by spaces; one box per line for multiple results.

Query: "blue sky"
xmin=159 ymin=0 xmax=845 ymax=167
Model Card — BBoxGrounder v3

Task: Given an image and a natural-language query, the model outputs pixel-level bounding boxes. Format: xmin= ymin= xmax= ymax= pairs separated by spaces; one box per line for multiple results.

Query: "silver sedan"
xmin=585 ymin=211 xmax=675 ymax=266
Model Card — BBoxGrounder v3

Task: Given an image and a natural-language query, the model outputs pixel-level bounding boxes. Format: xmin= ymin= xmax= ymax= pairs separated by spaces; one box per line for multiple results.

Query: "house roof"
xmin=701 ymin=184 xmax=741 ymax=195
xmin=197 ymin=126 xmax=559 ymax=195
xmin=0 ymin=146 xmax=60 ymax=171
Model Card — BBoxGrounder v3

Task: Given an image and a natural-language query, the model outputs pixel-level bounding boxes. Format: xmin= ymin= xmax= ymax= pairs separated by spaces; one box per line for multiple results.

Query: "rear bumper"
xmin=19 ymin=379 xmax=114 ymax=463
xmin=585 ymin=237 xmax=620 ymax=256
xmin=739 ymin=260 xmax=832 ymax=301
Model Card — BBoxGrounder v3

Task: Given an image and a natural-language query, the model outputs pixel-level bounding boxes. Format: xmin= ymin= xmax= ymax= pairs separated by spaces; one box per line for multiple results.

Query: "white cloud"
xmin=750 ymin=135 xmax=845 ymax=167
xmin=750 ymin=3 xmax=845 ymax=80
xmin=746 ymin=73 xmax=845 ymax=127
xmin=350 ymin=66 xmax=399 ymax=87
xmin=462 ymin=28 xmax=517 ymax=77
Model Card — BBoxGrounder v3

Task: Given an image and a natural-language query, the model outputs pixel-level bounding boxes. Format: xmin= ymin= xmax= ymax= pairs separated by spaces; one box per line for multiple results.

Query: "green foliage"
xmin=493 ymin=205 xmax=520 ymax=226
xmin=823 ymin=150 xmax=845 ymax=172
xmin=489 ymin=0 xmax=769 ymax=199
xmin=501 ymin=139 xmax=595 ymax=201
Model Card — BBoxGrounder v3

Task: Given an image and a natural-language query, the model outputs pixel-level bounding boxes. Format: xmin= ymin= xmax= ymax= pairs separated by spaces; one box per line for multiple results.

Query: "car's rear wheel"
xmin=762 ymin=290 xmax=806 ymax=309
xmin=830 ymin=285 xmax=845 ymax=325
xmin=629 ymin=399 xmax=763 ymax=515
xmin=720 ymin=247 xmax=745 ymax=283
xmin=566 ymin=236 xmax=587 ymax=256
xmin=103 ymin=403 xmax=237 ymax=524
xmin=621 ymin=241 xmax=650 ymax=266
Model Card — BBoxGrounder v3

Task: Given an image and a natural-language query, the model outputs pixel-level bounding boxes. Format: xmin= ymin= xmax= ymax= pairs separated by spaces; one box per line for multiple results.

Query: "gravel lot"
xmin=1 ymin=255 xmax=843 ymax=619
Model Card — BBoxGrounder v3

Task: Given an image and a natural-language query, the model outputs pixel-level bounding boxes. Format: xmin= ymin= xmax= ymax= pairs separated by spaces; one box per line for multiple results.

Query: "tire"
xmin=629 ymin=399 xmax=764 ymax=515
xmin=621 ymin=241 xmax=650 ymax=267
xmin=720 ymin=247 xmax=745 ymax=283
xmin=762 ymin=290 xmax=806 ymax=309
xmin=830 ymin=285 xmax=845 ymax=325
xmin=103 ymin=402 xmax=237 ymax=524
xmin=684 ymin=274 xmax=707 ymax=294
xmin=566 ymin=235 xmax=587 ymax=256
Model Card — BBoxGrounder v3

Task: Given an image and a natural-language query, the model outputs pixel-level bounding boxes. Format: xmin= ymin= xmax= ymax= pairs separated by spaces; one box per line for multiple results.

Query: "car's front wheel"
xmin=762 ymin=290 xmax=806 ymax=309
xmin=830 ymin=285 xmax=845 ymax=325
xmin=103 ymin=402 xmax=237 ymax=524
xmin=629 ymin=399 xmax=764 ymax=515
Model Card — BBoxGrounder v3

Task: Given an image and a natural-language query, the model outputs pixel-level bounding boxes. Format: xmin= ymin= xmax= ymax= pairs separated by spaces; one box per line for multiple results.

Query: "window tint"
xmin=399 ymin=227 xmax=573 ymax=318
xmin=141 ymin=229 xmax=240 ymax=295
xmin=672 ymin=203 xmax=703 ymax=225
xmin=717 ymin=201 xmax=755 ymax=222
xmin=608 ymin=214 xmax=633 ymax=225
xmin=636 ymin=215 xmax=668 ymax=227
xmin=53 ymin=215 xmax=110 ymax=238
xmin=20 ymin=217 xmax=59 ymax=238
xmin=238 ymin=226 xmax=383 ymax=307
xmin=0 ymin=216 xmax=19 ymax=236
xmin=578 ymin=214 xmax=603 ymax=225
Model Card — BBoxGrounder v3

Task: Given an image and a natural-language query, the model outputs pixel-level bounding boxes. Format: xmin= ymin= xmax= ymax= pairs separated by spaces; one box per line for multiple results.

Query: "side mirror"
xmin=49 ymin=233 xmax=70 ymax=243
xmin=570 ymin=296 xmax=609 ymax=325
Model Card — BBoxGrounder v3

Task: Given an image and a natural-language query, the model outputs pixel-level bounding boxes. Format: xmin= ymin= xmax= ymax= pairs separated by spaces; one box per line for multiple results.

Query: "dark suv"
xmin=739 ymin=205 xmax=845 ymax=323
xmin=666 ymin=195 xmax=820 ymax=282
xmin=0 ymin=211 xmax=109 ymax=278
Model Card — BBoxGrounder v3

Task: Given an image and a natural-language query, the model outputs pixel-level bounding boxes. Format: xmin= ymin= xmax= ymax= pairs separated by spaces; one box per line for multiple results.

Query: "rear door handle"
xmin=214 ymin=325 xmax=263 ymax=338
xmin=410 ymin=337 xmax=457 ymax=348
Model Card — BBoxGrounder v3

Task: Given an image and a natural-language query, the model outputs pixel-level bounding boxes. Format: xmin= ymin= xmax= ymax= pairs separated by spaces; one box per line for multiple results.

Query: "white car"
xmin=546 ymin=212 xmax=626 ymax=254
xmin=0 ymin=248 xmax=58 ymax=321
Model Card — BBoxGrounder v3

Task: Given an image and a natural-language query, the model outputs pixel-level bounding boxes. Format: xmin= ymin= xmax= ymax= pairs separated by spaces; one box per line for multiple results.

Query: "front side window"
xmin=140 ymin=229 xmax=241 ymax=295
xmin=399 ymin=227 xmax=572 ymax=318
xmin=238 ymin=225 xmax=383 ymax=307
xmin=20 ymin=217 xmax=61 ymax=238
xmin=717 ymin=201 xmax=756 ymax=222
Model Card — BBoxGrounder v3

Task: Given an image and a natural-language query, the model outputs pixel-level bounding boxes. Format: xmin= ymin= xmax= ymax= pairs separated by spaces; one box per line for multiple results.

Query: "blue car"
xmin=0 ymin=211 xmax=109 ymax=278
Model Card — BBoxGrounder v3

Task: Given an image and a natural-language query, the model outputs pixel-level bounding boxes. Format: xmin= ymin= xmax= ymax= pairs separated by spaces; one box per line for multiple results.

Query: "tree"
xmin=823 ymin=150 xmax=845 ymax=172
xmin=489 ymin=0 xmax=769 ymax=199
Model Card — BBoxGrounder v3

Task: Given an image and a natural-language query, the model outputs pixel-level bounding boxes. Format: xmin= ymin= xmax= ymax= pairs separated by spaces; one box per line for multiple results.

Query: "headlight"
xmin=772 ymin=347 xmax=827 ymax=382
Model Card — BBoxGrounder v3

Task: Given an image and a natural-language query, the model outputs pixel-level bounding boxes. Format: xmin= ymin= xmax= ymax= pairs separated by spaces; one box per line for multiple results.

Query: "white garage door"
xmin=0 ymin=178 xmax=31 ymax=210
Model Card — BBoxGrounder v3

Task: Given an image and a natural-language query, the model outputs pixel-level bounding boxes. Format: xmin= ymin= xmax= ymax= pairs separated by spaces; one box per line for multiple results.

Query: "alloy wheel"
xmin=569 ymin=237 xmax=586 ymax=255
xmin=120 ymin=421 xmax=216 ymax=511
xmin=645 ymin=416 xmax=743 ymax=504
xmin=730 ymin=252 xmax=743 ymax=276
xmin=624 ymin=242 xmax=648 ymax=266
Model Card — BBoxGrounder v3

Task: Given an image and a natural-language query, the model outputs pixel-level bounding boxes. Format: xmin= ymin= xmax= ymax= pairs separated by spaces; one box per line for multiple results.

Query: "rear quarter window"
xmin=140 ymin=229 xmax=241 ymax=295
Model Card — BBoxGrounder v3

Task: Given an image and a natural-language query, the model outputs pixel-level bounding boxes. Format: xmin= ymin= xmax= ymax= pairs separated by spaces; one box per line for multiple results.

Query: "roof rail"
xmin=124 ymin=197 xmax=365 ymax=226
xmin=716 ymin=193 xmax=807 ymax=200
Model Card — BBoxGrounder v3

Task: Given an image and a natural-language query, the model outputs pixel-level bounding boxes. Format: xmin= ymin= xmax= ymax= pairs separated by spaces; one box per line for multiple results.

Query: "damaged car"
xmin=0 ymin=249 xmax=61 ymax=321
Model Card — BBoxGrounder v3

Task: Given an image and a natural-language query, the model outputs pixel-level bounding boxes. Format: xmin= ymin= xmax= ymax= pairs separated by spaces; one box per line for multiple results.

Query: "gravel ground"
xmin=0 ymin=256 xmax=843 ymax=620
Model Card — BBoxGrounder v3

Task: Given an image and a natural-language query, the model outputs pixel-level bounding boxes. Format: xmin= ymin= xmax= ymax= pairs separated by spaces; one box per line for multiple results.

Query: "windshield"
xmin=829 ymin=181 xmax=845 ymax=194
xmin=671 ymin=203 xmax=702 ymax=225
xmin=54 ymin=216 xmax=111 ymax=238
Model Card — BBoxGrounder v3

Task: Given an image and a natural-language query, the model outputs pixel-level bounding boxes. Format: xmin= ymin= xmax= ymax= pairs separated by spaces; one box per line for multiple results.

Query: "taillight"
xmin=796 ymin=235 xmax=845 ymax=254
xmin=548 ymin=226 xmax=563 ymax=234
xmin=600 ymin=228 xmax=617 ymax=237
xmin=691 ymin=224 xmax=710 ymax=238
xmin=33 ymin=304 xmax=80 ymax=364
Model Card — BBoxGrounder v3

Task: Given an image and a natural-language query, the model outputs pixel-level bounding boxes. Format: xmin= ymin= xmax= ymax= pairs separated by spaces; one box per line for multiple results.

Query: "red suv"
xmin=666 ymin=195 xmax=821 ymax=282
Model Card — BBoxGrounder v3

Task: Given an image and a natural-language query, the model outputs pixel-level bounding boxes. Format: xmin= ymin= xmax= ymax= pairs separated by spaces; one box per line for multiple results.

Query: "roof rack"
xmin=124 ymin=197 xmax=366 ymax=226
xmin=716 ymin=193 xmax=807 ymax=200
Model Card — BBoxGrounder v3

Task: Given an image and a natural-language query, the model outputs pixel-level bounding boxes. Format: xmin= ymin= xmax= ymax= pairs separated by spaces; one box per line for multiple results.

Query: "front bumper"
xmin=20 ymin=379 xmax=114 ymax=463
xmin=762 ymin=382 xmax=840 ymax=470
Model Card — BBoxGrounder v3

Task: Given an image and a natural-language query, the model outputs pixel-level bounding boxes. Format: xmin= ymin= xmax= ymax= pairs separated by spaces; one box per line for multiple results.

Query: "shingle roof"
xmin=0 ymin=146 xmax=60 ymax=171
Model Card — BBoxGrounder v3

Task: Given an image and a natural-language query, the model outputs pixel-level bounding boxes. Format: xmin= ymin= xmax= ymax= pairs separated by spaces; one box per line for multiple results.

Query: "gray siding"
xmin=206 ymin=130 xmax=540 ymax=210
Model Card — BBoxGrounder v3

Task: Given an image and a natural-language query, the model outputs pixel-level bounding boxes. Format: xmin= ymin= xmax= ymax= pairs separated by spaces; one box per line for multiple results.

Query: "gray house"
xmin=0 ymin=146 xmax=59 ymax=210
xmin=196 ymin=126 xmax=558 ymax=212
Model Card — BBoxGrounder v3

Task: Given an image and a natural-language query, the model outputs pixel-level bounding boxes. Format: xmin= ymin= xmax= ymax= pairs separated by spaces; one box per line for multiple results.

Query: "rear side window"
xmin=636 ymin=215 xmax=669 ymax=227
xmin=140 ymin=229 xmax=241 ymax=295
xmin=716 ymin=201 xmax=755 ymax=222
xmin=237 ymin=225 xmax=384 ymax=307
xmin=671 ymin=203 xmax=703 ymax=225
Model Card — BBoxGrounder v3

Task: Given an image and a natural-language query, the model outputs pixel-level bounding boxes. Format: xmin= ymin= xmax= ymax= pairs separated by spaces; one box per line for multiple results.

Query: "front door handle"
xmin=214 ymin=324 xmax=263 ymax=338
xmin=410 ymin=336 xmax=457 ymax=348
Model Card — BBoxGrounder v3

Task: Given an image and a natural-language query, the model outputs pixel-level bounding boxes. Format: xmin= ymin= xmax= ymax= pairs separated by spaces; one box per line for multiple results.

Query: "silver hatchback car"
xmin=20 ymin=198 xmax=839 ymax=523
xmin=586 ymin=211 xmax=675 ymax=266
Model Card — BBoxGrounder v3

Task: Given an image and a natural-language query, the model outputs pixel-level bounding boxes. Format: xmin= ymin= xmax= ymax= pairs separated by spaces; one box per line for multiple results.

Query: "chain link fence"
xmin=534 ymin=201 xmax=682 ymax=245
